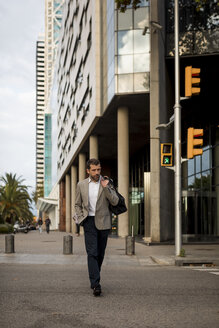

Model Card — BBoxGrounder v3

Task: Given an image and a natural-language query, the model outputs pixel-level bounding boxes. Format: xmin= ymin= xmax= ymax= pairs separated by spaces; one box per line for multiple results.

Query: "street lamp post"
xmin=143 ymin=1 xmax=182 ymax=254
xmin=174 ymin=0 xmax=182 ymax=256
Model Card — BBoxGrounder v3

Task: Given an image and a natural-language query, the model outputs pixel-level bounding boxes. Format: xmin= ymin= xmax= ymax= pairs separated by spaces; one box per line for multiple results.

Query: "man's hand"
xmin=100 ymin=176 xmax=109 ymax=188
xmin=73 ymin=213 xmax=79 ymax=224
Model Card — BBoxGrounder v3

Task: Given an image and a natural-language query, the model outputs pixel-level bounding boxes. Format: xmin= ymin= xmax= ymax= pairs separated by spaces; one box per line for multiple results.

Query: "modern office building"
xmin=44 ymin=113 xmax=52 ymax=196
xmin=39 ymin=0 xmax=65 ymax=197
xmin=36 ymin=35 xmax=45 ymax=191
xmin=36 ymin=1 xmax=65 ymax=223
xmin=45 ymin=0 xmax=65 ymax=104
xmin=53 ymin=0 xmax=219 ymax=241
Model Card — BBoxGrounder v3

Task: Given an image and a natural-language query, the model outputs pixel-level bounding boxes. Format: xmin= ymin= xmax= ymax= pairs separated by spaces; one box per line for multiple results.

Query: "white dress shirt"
xmin=88 ymin=177 xmax=100 ymax=216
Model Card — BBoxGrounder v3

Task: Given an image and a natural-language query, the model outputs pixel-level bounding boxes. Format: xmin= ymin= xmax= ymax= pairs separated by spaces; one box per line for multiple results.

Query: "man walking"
xmin=45 ymin=216 xmax=51 ymax=234
xmin=75 ymin=158 xmax=119 ymax=296
xmin=38 ymin=217 xmax=43 ymax=233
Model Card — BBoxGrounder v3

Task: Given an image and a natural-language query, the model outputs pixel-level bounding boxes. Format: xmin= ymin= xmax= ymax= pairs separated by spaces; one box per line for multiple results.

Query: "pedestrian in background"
xmin=38 ymin=218 xmax=43 ymax=233
xmin=45 ymin=216 xmax=51 ymax=234
xmin=75 ymin=158 xmax=119 ymax=296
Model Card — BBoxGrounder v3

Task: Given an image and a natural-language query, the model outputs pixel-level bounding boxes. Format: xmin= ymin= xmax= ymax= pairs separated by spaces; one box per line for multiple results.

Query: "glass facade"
xmin=44 ymin=114 xmax=52 ymax=196
xmin=107 ymin=0 xmax=115 ymax=103
xmin=182 ymin=125 xmax=219 ymax=237
xmin=53 ymin=1 xmax=63 ymax=45
xmin=106 ymin=1 xmax=151 ymax=236
xmin=50 ymin=72 xmax=58 ymax=188
xmin=115 ymin=2 xmax=150 ymax=94
xmin=107 ymin=0 xmax=150 ymax=102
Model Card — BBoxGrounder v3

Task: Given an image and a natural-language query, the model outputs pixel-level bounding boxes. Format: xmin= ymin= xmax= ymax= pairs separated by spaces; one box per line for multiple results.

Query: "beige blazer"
xmin=75 ymin=178 xmax=119 ymax=230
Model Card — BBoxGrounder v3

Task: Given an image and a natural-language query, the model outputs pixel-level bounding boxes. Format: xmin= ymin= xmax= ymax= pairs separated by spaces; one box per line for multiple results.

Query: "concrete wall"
xmin=150 ymin=0 xmax=174 ymax=241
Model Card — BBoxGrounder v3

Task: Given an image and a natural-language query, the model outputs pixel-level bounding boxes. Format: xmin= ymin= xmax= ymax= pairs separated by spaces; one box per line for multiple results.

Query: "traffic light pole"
xmin=174 ymin=0 xmax=182 ymax=256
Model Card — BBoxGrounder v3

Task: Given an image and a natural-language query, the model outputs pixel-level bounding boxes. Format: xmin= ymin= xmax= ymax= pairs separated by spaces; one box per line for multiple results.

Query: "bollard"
xmin=5 ymin=235 xmax=15 ymax=253
xmin=126 ymin=236 xmax=135 ymax=255
xmin=63 ymin=235 xmax=73 ymax=255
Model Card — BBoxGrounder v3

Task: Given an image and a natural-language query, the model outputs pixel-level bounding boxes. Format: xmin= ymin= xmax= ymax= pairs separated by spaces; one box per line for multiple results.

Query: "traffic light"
xmin=161 ymin=143 xmax=173 ymax=167
xmin=187 ymin=128 xmax=203 ymax=159
xmin=185 ymin=66 xmax=201 ymax=97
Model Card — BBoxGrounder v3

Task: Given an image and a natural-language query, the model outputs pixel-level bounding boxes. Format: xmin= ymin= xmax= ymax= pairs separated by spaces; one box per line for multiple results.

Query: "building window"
xmin=111 ymin=4 xmax=150 ymax=95
xmin=182 ymin=125 xmax=219 ymax=236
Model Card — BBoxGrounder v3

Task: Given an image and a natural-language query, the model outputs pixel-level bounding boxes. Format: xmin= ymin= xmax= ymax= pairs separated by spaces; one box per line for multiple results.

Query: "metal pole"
xmin=63 ymin=235 xmax=73 ymax=254
xmin=174 ymin=0 xmax=182 ymax=256
xmin=5 ymin=235 xmax=15 ymax=253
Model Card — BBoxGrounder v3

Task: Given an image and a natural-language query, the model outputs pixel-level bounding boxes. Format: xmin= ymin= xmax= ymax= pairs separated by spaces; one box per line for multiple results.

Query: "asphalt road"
xmin=0 ymin=263 xmax=219 ymax=328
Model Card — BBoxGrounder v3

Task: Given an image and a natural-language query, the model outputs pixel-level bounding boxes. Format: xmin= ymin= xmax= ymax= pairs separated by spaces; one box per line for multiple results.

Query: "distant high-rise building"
xmin=35 ymin=1 xmax=64 ymax=196
xmin=36 ymin=34 xmax=45 ymax=191
xmin=43 ymin=0 xmax=65 ymax=196
xmin=44 ymin=112 xmax=52 ymax=196
xmin=45 ymin=0 xmax=65 ymax=106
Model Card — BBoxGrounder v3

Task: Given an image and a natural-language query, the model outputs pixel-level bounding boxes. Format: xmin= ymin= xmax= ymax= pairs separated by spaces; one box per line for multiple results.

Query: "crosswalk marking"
xmin=194 ymin=268 xmax=219 ymax=271
xmin=184 ymin=266 xmax=219 ymax=276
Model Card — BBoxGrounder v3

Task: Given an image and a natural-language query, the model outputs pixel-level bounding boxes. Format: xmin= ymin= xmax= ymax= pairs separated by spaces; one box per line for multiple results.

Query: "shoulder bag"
xmin=108 ymin=178 xmax=127 ymax=215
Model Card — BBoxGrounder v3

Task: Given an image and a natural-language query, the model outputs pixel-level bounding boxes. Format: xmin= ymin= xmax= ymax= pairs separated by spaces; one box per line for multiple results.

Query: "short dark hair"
xmin=87 ymin=158 xmax=100 ymax=169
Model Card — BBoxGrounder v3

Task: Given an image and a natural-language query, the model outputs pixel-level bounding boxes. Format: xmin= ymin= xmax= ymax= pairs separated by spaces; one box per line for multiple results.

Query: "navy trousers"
xmin=83 ymin=216 xmax=110 ymax=289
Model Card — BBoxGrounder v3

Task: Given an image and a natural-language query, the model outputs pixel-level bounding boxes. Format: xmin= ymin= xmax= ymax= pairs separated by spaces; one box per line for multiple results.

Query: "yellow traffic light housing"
xmin=161 ymin=143 xmax=173 ymax=166
xmin=185 ymin=66 xmax=201 ymax=97
xmin=187 ymin=128 xmax=203 ymax=159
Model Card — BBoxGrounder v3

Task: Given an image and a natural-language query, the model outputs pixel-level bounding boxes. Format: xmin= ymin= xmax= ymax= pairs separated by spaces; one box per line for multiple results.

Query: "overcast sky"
xmin=0 ymin=0 xmax=44 ymax=195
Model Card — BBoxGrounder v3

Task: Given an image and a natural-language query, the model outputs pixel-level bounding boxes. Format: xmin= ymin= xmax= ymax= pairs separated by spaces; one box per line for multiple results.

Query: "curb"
xmin=175 ymin=257 xmax=219 ymax=266
xmin=150 ymin=256 xmax=175 ymax=266
xmin=150 ymin=256 xmax=219 ymax=267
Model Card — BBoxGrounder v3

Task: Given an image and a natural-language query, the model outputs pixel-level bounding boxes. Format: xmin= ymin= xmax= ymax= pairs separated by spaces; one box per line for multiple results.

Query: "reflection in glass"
xmin=118 ymin=30 xmax=133 ymax=54
xmin=108 ymin=60 xmax=115 ymax=84
xmin=195 ymin=155 xmax=201 ymax=174
xmin=108 ymin=38 xmax=114 ymax=63
xmin=188 ymin=158 xmax=194 ymax=177
xmin=134 ymin=54 xmax=150 ymax=72
xmin=138 ymin=0 xmax=149 ymax=6
xmin=188 ymin=175 xmax=195 ymax=188
xmin=134 ymin=73 xmax=149 ymax=92
xmin=108 ymin=78 xmax=115 ymax=104
xmin=201 ymin=172 xmax=211 ymax=190
xmin=134 ymin=30 xmax=149 ymax=53
xmin=115 ymin=31 xmax=117 ymax=55
xmin=134 ymin=7 xmax=149 ymax=29
xmin=202 ymin=148 xmax=210 ymax=172
xmin=117 ymin=55 xmax=133 ymax=74
xmin=182 ymin=126 xmax=218 ymax=237
xmin=118 ymin=9 xmax=133 ymax=30
xmin=117 ymin=74 xmax=133 ymax=93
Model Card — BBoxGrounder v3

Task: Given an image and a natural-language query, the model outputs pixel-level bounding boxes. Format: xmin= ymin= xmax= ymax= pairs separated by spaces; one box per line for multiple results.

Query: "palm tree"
xmin=0 ymin=173 xmax=33 ymax=224
xmin=32 ymin=184 xmax=44 ymax=206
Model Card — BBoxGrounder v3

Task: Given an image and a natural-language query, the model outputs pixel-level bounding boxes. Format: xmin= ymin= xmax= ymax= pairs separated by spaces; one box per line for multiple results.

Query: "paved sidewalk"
xmin=0 ymin=230 xmax=219 ymax=266
xmin=1 ymin=231 xmax=219 ymax=328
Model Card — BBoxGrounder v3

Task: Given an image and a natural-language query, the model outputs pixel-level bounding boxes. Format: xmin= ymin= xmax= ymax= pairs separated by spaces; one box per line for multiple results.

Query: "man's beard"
xmin=91 ymin=174 xmax=100 ymax=182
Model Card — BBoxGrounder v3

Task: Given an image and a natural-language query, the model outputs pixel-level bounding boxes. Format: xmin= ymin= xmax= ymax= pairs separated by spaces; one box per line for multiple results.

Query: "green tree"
xmin=32 ymin=184 xmax=44 ymax=206
xmin=189 ymin=175 xmax=211 ymax=190
xmin=0 ymin=173 xmax=33 ymax=224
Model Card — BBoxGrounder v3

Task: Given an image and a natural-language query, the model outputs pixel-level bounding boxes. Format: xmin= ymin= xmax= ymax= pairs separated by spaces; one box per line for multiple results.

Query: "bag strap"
xmin=108 ymin=178 xmax=117 ymax=192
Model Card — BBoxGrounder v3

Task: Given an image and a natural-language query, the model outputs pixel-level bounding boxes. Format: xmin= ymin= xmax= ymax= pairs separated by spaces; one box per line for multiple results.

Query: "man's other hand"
xmin=100 ymin=176 xmax=109 ymax=188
